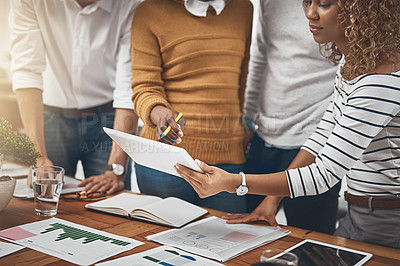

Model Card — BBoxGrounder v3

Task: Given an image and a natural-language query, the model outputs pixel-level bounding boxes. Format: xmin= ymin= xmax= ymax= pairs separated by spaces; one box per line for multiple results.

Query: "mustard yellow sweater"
xmin=131 ymin=0 xmax=253 ymax=165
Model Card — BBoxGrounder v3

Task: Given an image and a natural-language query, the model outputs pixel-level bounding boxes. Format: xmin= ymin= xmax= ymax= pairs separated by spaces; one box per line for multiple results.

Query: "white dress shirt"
xmin=181 ymin=0 xmax=226 ymax=17
xmin=10 ymin=0 xmax=141 ymax=109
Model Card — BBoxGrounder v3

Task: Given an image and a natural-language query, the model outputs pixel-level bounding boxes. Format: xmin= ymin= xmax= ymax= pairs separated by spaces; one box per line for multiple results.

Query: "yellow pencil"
xmin=161 ymin=112 xmax=183 ymax=138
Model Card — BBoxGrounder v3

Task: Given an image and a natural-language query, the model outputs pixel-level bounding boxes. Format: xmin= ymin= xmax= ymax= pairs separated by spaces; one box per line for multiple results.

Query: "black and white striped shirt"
xmin=286 ymin=63 xmax=400 ymax=198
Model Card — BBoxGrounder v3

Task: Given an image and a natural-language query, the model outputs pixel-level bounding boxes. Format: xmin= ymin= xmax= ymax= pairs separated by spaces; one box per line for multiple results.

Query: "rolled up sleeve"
xmin=113 ymin=1 xmax=142 ymax=110
xmin=9 ymin=0 xmax=46 ymax=92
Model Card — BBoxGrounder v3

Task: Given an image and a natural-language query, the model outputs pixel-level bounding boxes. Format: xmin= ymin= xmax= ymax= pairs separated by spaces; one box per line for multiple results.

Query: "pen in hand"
xmin=161 ymin=112 xmax=183 ymax=138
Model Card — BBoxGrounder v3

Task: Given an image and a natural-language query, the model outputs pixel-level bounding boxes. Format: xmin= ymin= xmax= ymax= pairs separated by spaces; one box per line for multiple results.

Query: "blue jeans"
xmin=245 ymin=133 xmax=340 ymax=234
xmin=135 ymin=163 xmax=246 ymax=213
xmin=43 ymin=107 xmax=131 ymax=189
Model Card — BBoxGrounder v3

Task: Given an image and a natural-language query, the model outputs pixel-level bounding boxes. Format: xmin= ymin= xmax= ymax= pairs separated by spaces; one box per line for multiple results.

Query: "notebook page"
xmin=131 ymin=197 xmax=207 ymax=228
xmin=86 ymin=193 xmax=161 ymax=215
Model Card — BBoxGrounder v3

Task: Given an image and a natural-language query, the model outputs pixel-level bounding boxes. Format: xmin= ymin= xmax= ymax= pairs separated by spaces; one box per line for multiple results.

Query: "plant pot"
xmin=0 ymin=175 xmax=16 ymax=212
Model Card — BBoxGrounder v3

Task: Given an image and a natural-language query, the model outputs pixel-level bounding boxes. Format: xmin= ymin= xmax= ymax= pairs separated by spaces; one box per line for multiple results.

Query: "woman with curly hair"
xmin=175 ymin=0 xmax=400 ymax=248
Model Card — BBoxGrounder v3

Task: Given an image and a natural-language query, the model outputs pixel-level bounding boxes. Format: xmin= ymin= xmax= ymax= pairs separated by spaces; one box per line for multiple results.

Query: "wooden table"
xmin=1 ymin=194 xmax=399 ymax=265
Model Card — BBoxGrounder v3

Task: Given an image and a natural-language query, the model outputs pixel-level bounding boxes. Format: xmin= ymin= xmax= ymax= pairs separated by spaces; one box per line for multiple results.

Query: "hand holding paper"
xmin=175 ymin=159 xmax=236 ymax=198
xmin=103 ymin=128 xmax=202 ymax=177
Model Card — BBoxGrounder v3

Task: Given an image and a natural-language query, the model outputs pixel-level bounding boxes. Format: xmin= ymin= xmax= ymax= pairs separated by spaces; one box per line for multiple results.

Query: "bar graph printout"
xmin=96 ymin=246 xmax=224 ymax=266
xmin=0 ymin=218 xmax=143 ymax=265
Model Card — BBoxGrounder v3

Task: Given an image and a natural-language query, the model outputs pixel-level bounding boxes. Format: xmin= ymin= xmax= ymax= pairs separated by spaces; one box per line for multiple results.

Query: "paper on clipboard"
xmin=103 ymin=127 xmax=203 ymax=177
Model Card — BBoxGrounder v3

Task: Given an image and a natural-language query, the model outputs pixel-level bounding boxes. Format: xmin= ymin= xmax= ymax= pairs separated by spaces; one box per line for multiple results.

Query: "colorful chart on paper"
xmin=96 ymin=245 xmax=224 ymax=266
xmin=0 ymin=218 xmax=143 ymax=265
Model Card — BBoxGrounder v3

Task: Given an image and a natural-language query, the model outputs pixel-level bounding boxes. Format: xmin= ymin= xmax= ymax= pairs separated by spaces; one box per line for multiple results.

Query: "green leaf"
xmin=0 ymin=117 xmax=41 ymax=165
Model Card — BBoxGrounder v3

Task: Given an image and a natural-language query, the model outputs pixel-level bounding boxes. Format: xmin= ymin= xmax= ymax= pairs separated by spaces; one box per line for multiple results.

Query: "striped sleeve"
xmin=287 ymin=77 xmax=400 ymax=198
xmin=301 ymin=99 xmax=335 ymax=156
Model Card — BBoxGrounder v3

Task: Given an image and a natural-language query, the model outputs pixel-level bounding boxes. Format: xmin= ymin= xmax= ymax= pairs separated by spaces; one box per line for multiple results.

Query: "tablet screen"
xmin=278 ymin=239 xmax=372 ymax=266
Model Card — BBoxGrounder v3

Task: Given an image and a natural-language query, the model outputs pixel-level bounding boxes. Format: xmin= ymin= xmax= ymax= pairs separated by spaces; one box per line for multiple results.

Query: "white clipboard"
xmin=103 ymin=127 xmax=203 ymax=177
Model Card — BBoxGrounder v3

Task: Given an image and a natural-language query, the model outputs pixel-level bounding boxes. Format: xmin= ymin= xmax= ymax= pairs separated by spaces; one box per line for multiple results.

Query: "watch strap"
xmin=239 ymin=172 xmax=246 ymax=186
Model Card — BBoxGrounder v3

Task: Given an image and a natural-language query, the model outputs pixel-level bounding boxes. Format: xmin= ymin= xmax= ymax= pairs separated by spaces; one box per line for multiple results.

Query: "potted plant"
xmin=0 ymin=117 xmax=40 ymax=211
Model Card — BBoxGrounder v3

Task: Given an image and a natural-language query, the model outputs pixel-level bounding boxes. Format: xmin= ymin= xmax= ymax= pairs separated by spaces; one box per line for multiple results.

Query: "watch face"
xmin=113 ymin=164 xmax=125 ymax=176
xmin=236 ymin=185 xmax=248 ymax=196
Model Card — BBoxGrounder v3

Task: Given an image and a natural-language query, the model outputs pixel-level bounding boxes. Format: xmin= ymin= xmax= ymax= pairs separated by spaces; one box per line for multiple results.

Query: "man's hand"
xmin=78 ymin=171 xmax=124 ymax=195
xmin=27 ymin=157 xmax=54 ymax=187
xmin=222 ymin=196 xmax=281 ymax=227
xmin=150 ymin=105 xmax=185 ymax=145
xmin=243 ymin=130 xmax=254 ymax=154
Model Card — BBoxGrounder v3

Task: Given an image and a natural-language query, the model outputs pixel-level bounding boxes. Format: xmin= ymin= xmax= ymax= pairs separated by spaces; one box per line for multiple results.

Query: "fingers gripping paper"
xmin=103 ymin=128 xmax=203 ymax=177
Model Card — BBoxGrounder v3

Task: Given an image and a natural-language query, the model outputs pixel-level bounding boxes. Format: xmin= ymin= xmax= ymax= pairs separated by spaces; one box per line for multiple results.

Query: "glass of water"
xmin=32 ymin=166 xmax=64 ymax=216
xmin=260 ymin=249 xmax=298 ymax=266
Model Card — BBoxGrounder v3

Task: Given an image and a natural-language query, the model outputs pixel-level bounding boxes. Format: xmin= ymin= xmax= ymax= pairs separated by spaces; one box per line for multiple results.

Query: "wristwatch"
xmin=107 ymin=164 xmax=125 ymax=176
xmin=236 ymin=172 xmax=248 ymax=196
xmin=242 ymin=116 xmax=258 ymax=131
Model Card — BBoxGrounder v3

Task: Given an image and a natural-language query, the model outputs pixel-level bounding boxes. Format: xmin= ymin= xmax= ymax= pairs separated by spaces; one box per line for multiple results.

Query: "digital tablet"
xmin=103 ymin=127 xmax=203 ymax=177
xmin=277 ymin=239 xmax=373 ymax=266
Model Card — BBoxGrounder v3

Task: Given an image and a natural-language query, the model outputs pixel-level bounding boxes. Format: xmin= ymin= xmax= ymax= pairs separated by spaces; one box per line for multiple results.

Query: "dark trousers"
xmin=44 ymin=108 xmax=131 ymax=190
xmin=244 ymin=133 xmax=340 ymax=234
xmin=136 ymin=163 xmax=246 ymax=213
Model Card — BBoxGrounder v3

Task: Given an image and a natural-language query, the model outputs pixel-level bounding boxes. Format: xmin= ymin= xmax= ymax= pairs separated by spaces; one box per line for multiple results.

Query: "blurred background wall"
xmin=0 ymin=0 xmax=22 ymax=131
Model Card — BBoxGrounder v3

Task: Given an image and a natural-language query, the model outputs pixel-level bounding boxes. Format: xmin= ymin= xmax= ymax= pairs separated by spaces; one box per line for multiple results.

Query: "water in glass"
xmin=33 ymin=179 xmax=62 ymax=216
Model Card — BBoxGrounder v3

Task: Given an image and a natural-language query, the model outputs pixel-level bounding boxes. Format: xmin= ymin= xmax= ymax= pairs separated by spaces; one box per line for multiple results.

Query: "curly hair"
xmin=321 ymin=0 xmax=400 ymax=81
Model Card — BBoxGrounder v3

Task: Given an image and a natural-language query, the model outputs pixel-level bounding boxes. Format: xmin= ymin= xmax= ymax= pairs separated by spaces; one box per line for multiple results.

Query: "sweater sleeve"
xmin=130 ymin=4 xmax=172 ymax=127
xmin=243 ymin=0 xmax=267 ymax=120
xmin=238 ymin=3 xmax=253 ymax=114
xmin=286 ymin=80 xmax=400 ymax=198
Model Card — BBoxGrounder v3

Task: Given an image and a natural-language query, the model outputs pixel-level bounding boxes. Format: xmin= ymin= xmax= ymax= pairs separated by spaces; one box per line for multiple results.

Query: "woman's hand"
xmin=222 ymin=196 xmax=281 ymax=227
xmin=174 ymin=159 xmax=239 ymax=198
xmin=150 ymin=105 xmax=185 ymax=145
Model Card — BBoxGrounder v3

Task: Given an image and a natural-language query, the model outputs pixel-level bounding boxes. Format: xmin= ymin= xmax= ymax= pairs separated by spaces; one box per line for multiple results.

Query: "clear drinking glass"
xmin=260 ymin=249 xmax=298 ymax=266
xmin=32 ymin=166 xmax=64 ymax=216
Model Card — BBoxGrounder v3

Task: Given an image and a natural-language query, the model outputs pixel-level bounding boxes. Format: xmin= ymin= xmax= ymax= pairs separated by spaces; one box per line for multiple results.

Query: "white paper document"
xmin=0 ymin=241 xmax=24 ymax=258
xmin=0 ymin=218 xmax=143 ymax=265
xmin=103 ymin=127 xmax=203 ymax=177
xmin=13 ymin=176 xmax=84 ymax=199
xmin=1 ymin=163 xmax=29 ymax=178
xmin=147 ymin=216 xmax=290 ymax=262
xmin=96 ymin=245 xmax=224 ymax=266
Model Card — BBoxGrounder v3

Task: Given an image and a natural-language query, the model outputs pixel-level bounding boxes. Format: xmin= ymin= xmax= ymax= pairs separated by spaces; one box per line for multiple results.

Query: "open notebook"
xmin=85 ymin=193 xmax=208 ymax=228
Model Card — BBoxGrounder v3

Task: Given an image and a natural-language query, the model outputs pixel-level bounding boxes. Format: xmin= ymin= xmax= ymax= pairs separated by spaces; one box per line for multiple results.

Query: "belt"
xmin=344 ymin=191 xmax=400 ymax=209
xmin=44 ymin=102 xmax=113 ymax=118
